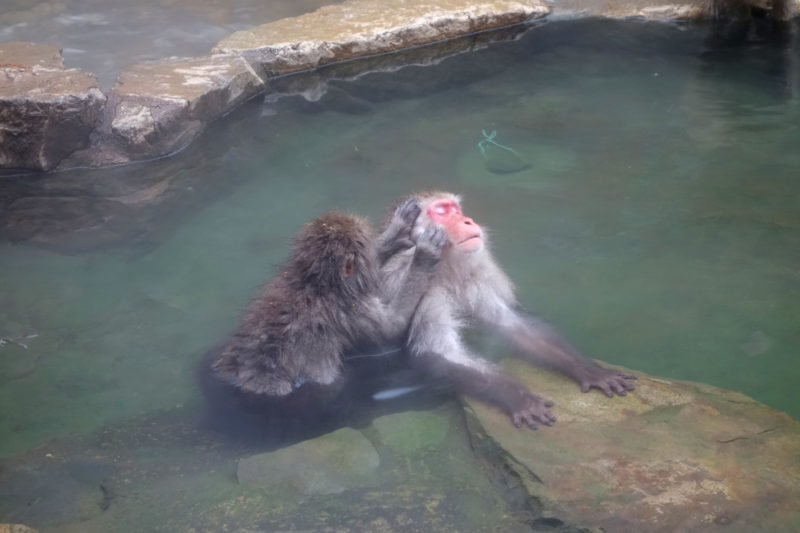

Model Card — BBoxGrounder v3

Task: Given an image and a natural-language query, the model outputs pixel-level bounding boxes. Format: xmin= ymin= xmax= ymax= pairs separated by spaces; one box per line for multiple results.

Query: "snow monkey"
xmin=390 ymin=191 xmax=636 ymax=429
xmin=210 ymin=199 xmax=447 ymax=397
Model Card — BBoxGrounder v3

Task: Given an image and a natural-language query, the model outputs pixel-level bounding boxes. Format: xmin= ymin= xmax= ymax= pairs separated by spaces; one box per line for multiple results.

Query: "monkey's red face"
xmin=427 ymin=198 xmax=483 ymax=252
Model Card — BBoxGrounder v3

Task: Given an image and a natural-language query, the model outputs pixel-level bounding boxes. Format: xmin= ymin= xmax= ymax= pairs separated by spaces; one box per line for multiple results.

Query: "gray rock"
xmin=481 ymin=143 xmax=531 ymax=174
xmin=214 ymin=0 xmax=550 ymax=76
xmin=237 ymin=427 xmax=380 ymax=498
xmin=465 ymin=358 xmax=800 ymax=533
xmin=71 ymin=54 xmax=265 ymax=166
xmin=0 ymin=42 xmax=105 ymax=172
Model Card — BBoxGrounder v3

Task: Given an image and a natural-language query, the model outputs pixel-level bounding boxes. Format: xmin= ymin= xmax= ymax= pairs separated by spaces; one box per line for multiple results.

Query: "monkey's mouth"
xmin=459 ymin=235 xmax=482 ymax=244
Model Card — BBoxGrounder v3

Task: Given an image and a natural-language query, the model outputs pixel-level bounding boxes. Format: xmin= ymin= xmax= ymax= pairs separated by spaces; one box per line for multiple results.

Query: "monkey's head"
xmin=413 ymin=192 xmax=484 ymax=253
xmin=292 ymin=211 xmax=377 ymax=296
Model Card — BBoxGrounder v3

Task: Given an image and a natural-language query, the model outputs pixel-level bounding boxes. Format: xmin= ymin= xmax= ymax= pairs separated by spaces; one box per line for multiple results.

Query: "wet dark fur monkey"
xmin=210 ymin=199 xmax=446 ymax=399
xmin=389 ymin=191 xmax=636 ymax=429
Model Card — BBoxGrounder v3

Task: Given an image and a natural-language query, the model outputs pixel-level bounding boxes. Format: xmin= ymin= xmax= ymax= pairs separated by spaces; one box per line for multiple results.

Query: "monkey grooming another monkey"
xmin=210 ymin=199 xmax=446 ymax=398
xmin=388 ymin=191 xmax=636 ymax=430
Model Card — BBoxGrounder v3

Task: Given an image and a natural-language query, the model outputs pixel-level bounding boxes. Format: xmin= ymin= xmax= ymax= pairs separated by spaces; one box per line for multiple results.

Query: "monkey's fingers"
xmin=511 ymin=396 xmax=557 ymax=430
xmin=512 ymin=412 xmax=538 ymax=430
xmin=395 ymin=198 xmax=421 ymax=224
xmin=586 ymin=381 xmax=633 ymax=397
xmin=419 ymin=226 xmax=448 ymax=252
xmin=581 ymin=380 xmax=614 ymax=397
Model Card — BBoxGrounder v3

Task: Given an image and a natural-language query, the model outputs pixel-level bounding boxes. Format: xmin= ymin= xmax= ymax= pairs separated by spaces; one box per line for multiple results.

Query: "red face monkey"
xmin=390 ymin=191 xmax=635 ymax=429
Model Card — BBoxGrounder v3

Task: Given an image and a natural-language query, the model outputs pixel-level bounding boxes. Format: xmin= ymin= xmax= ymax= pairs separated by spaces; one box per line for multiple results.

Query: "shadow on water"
xmin=0 ymin=17 xmax=799 ymax=532
xmin=0 ymin=96 xmax=272 ymax=254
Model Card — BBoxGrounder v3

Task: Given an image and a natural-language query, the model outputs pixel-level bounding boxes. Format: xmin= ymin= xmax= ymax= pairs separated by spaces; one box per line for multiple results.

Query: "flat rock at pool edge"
xmin=464 ymin=358 xmax=800 ymax=533
xmin=214 ymin=0 xmax=550 ymax=76
xmin=66 ymin=54 xmax=266 ymax=167
xmin=0 ymin=42 xmax=105 ymax=172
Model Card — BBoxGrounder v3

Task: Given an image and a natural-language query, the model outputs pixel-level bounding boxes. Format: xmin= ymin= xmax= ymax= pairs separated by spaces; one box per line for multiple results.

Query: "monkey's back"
xmin=210 ymin=211 xmax=381 ymax=397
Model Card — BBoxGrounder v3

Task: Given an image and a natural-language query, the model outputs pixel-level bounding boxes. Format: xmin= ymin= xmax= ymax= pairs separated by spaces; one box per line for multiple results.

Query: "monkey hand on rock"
xmin=574 ymin=363 xmax=636 ymax=397
xmin=512 ymin=392 xmax=557 ymax=430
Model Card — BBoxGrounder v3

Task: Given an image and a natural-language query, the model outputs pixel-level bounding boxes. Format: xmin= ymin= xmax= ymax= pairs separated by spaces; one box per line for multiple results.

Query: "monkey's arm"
xmin=379 ymin=226 xmax=447 ymax=338
xmin=408 ymin=289 xmax=556 ymax=429
xmin=484 ymin=301 xmax=635 ymax=397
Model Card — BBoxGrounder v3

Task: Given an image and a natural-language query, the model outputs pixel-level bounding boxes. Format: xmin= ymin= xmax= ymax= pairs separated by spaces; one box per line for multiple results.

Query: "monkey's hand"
xmin=575 ymin=364 xmax=636 ymax=398
xmin=377 ymin=198 xmax=421 ymax=263
xmin=413 ymin=226 xmax=448 ymax=268
xmin=510 ymin=392 xmax=557 ymax=430
xmin=395 ymin=197 xmax=422 ymax=227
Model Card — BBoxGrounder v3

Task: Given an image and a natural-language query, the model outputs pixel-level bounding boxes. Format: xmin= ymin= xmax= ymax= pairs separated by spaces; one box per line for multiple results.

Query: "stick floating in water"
xmin=0 ymin=332 xmax=39 ymax=350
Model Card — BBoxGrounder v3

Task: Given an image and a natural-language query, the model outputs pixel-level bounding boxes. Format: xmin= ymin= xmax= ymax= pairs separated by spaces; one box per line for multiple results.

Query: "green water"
xmin=0 ymin=18 xmax=798 ymax=531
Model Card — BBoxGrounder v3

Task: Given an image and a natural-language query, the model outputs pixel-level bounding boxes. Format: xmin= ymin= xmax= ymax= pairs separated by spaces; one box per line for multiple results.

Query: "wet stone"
xmin=237 ymin=427 xmax=380 ymax=498
xmin=78 ymin=54 xmax=266 ymax=166
xmin=465 ymin=359 xmax=800 ymax=533
xmin=481 ymin=142 xmax=531 ymax=174
xmin=0 ymin=42 xmax=105 ymax=172
xmin=371 ymin=410 xmax=451 ymax=454
xmin=214 ymin=0 xmax=550 ymax=76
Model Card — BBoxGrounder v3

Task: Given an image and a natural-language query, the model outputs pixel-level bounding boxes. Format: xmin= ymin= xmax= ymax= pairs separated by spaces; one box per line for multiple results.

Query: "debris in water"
xmin=0 ymin=332 xmax=38 ymax=350
xmin=478 ymin=129 xmax=530 ymax=174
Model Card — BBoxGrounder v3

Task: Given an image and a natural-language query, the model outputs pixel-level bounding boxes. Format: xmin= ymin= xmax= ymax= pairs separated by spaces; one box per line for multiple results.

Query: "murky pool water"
xmin=1 ymin=17 xmax=799 ymax=532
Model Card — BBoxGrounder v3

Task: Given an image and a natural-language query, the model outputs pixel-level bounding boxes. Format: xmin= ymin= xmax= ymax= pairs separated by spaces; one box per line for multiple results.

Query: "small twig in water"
xmin=0 ymin=333 xmax=39 ymax=350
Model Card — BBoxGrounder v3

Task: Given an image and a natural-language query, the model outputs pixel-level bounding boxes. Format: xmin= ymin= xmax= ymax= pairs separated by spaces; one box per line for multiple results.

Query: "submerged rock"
xmin=464 ymin=359 xmax=800 ymax=533
xmin=481 ymin=141 xmax=531 ymax=174
xmin=0 ymin=459 xmax=107 ymax=527
xmin=0 ymin=42 xmax=105 ymax=172
xmin=237 ymin=427 xmax=381 ymax=498
xmin=371 ymin=410 xmax=451 ymax=454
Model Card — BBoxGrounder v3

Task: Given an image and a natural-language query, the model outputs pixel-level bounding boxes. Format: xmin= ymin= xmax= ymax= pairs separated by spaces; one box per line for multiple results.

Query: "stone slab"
xmin=79 ymin=54 xmax=266 ymax=164
xmin=214 ymin=0 xmax=550 ymax=76
xmin=0 ymin=42 xmax=105 ymax=171
xmin=465 ymin=358 xmax=800 ymax=533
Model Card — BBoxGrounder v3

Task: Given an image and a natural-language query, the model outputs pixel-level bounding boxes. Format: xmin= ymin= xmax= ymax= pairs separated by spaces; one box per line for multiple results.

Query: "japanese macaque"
xmin=210 ymin=199 xmax=446 ymax=397
xmin=388 ymin=191 xmax=636 ymax=429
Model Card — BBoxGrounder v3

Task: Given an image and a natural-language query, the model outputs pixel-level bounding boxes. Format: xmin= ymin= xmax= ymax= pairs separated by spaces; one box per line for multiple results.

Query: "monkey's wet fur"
xmin=212 ymin=212 xmax=385 ymax=396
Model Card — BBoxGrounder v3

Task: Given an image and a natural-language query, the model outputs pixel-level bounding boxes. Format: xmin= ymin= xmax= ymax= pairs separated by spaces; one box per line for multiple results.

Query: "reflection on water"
xmin=0 ymin=0 xmax=342 ymax=88
xmin=0 ymin=18 xmax=799 ymax=532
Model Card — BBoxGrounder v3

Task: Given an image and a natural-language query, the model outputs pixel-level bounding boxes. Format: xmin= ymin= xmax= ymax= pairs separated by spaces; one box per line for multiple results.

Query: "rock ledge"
xmin=465 ymin=359 xmax=800 ymax=533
